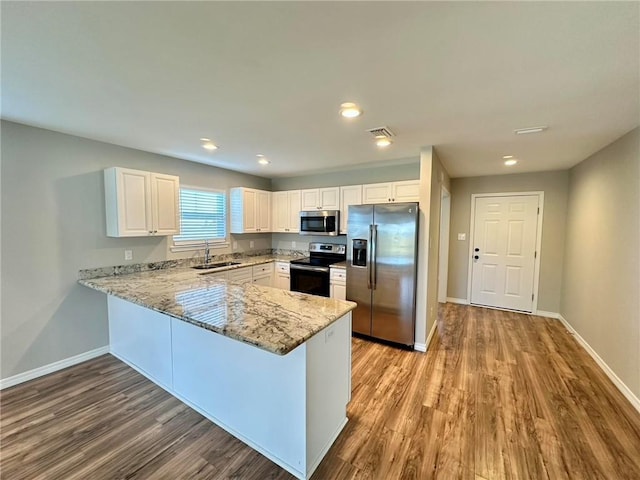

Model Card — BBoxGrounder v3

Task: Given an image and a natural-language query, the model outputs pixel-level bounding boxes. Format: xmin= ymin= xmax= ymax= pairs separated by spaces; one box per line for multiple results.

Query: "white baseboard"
xmin=446 ymin=297 xmax=469 ymax=305
xmin=425 ymin=320 xmax=438 ymax=349
xmin=414 ymin=319 xmax=439 ymax=353
xmin=0 ymin=346 xmax=110 ymax=390
xmin=535 ymin=310 xmax=560 ymax=319
xmin=557 ymin=314 xmax=640 ymax=414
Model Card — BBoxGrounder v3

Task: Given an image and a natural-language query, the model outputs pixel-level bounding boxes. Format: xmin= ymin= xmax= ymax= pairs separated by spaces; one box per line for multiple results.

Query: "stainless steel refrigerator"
xmin=347 ymin=203 xmax=419 ymax=347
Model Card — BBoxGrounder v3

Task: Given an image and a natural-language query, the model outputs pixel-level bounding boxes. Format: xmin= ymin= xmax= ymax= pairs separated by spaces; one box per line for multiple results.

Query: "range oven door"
xmin=290 ymin=265 xmax=331 ymax=297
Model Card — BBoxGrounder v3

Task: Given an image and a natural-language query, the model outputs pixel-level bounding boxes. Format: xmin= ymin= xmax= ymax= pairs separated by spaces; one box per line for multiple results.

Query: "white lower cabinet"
xmin=330 ymin=268 xmax=346 ymax=300
xmin=252 ymin=263 xmax=274 ymax=286
xmin=228 ymin=266 xmax=253 ymax=284
xmin=274 ymin=262 xmax=291 ymax=291
xmin=200 ymin=271 xmax=228 ymax=280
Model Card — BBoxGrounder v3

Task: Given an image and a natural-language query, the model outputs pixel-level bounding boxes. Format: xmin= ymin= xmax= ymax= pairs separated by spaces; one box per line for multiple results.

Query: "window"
xmin=173 ymin=187 xmax=228 ymax=248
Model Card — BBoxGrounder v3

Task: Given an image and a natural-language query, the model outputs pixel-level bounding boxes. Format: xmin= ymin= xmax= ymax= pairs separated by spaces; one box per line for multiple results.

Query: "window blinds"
xmin=174 ymin=188 xmax=227 ymax=244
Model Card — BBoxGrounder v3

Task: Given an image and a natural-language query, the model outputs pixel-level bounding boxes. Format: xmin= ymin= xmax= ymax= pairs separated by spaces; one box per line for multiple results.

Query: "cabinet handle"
xmin=388 ymin=198 xmax=391 ymax=202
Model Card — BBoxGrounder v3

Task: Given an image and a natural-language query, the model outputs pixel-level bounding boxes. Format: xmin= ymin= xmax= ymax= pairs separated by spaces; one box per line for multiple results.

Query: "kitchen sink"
xmin=192 ymin=261 xmax=241 ymax=270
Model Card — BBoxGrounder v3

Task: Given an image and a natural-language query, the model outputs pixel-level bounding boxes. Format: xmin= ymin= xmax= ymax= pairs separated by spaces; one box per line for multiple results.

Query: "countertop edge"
xmin=79 ymin=276 xmax=357 ymax=356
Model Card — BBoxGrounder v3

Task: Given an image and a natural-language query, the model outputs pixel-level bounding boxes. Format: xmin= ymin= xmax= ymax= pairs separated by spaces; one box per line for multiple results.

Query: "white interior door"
xmin=470 ymin=195 xmax=540 ymax=312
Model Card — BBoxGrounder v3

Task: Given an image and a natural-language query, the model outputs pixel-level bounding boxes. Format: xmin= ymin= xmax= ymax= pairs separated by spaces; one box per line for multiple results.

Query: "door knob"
xmin=474 ymin=247 xmax=480 ymax=252
xmin=474 ymin=255 xmax=479 ymax=260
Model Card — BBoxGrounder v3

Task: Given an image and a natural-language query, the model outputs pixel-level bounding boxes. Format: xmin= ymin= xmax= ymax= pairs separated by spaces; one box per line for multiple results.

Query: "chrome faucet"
xmin=204 ymin=239 xmax=211 ymax=265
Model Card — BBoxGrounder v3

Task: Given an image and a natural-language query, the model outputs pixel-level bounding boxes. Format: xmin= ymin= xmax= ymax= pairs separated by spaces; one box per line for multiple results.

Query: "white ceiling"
xmin=2 ymin=2 xmax=638 ymax=178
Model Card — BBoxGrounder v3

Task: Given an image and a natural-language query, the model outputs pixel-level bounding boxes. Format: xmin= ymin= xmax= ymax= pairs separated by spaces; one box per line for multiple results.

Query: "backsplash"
xmin=78 ymin=248 xmax=307 ymax=280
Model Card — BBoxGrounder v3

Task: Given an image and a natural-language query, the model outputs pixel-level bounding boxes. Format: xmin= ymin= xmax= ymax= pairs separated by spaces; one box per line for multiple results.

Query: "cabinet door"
xmin=151 ymin=173 xmax=180 ymax=235
xmin=253 ymin=274 xmax=273 ymax=287
xmin=319 ymin=188 xmax=340 ymax=210
xmin=300 ymin=189 xmax=320 ymax=210
xmin=339 ymin=185 xmax=362 ymax=234
xmin=228 ymin=266 xmax=252 ymax=284
xmin=243 ymin=189 xmax=258 ymax=232
xmin=274 ymin=273 xmax=290 ymax=291
xmin=363 ymin=183 xmax=393 ymax=204
xmin=106 ymin=167 xmax=152 ymax=237
xmin=332 ymin=283 xmax=346 ymax=301
xmin=392 ymin=180 xmax=420 ymax=203
xmin=287 ymin=191 xmax=301 ymax=232
xmin=272 ymin=192 xmax=289 ymax=233
xmin=256 ymin=190 xmax=271 ymax=232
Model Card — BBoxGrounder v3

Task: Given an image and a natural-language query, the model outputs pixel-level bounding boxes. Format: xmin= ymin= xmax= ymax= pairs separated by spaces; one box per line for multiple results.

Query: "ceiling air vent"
xmin=367 ymin=126 xmax=395 ymax=138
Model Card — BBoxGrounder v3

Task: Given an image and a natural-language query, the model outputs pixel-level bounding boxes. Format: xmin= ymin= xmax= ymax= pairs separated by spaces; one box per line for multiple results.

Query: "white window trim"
xmin=171 ymin=185 xmax=230 ymax=252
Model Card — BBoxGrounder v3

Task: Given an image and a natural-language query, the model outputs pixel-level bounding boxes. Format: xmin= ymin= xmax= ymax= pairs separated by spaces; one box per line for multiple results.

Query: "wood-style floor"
xmin=2 ymin=304 xmax=640 ymax=479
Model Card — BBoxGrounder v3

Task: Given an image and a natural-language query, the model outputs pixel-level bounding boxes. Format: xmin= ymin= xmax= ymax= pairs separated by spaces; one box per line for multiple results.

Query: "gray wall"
xmin=271 ymin=160 xmax=419 ymax=191
xmin=1 ymin=121 xmax=271 ymax=379
xmin=561 ymin=127 xmax=639 ymax=397
xmin=448 ymin=170 xmax=569 ymax=313
xmin=426 ymin=151 xmax=451 ymax=334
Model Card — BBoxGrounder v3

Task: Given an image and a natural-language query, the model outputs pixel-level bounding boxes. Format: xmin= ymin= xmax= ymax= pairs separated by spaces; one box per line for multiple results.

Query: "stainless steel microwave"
xmin=299 ymin=210 xmax=340 ymax=236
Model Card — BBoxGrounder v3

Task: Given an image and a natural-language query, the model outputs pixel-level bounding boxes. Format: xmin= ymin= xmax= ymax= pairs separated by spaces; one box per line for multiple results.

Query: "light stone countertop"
xmin=79 ymin=262 xmax=356 ymax=356
xmin=330 ymin=261 xmax=347 ymax=269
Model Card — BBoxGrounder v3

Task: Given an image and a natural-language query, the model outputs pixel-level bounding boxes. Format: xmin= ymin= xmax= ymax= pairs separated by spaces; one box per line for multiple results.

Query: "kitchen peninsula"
xmin=79 ymin=263 xmax=356 ymax=480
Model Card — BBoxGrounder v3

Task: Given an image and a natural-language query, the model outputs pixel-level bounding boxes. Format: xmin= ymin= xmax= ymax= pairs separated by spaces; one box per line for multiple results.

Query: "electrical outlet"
xmin=124 ymin=250 xmax=133 ymax=261
xmin=249 ymin=240 xmax=254 ymax=249
xmin=292 ymin=241 xmax=296 ymax=249
xmin=457 ymin=233 xmax=466 ymax=241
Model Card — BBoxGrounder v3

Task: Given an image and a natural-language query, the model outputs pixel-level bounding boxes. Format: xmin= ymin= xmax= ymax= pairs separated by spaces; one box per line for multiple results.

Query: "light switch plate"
xmin=292 ymin=241 xmax=296 ymax=249
xmin=233 ymin=241 xmax=238 ymax=250
xmin=457 ymin=233 xmax=466 ymax=241
xmin=249 ymin=241 xmax=254 ymax=249
xmin=124 ymin=250 xmax=133 ymax=260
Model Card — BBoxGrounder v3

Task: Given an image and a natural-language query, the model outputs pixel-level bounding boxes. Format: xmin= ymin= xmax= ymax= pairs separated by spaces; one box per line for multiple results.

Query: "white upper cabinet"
xmin=362 ymin=180 xmax=420 ymax=204
xmin=339 ymin=185 xmax=362 ymax=234
xmin=256 ymin=190 xmax=271 ymax=232
xmin=300 ymin=187 xmax=340 ymax=210
xmin=392 ymin=180 xmax=420 ymax=203
xmin=272 ymin=190 xmax=301 ymax=233
xmin=230 ymin=187 xmax=271 ymax=233
xmin=104 ymin=167 xmax=179 ymax=237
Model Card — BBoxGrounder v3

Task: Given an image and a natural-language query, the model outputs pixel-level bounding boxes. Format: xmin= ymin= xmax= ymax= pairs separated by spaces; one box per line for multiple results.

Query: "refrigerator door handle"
xmin=371 ymin=224 xmax=378 ymax=290
xmin=367 ymin=225 xmax=373 ymax=289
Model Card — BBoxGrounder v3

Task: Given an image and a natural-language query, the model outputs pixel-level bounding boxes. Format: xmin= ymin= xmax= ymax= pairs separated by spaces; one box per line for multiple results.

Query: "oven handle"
xmin=290 ymin=264 xmax=330 ymax=273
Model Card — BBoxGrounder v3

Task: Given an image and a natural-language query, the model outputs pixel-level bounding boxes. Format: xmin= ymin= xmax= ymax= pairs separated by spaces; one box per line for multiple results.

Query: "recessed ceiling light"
xmin=503 ymin=155 xmax=514 ymax=159
xmin=504 ymin=159 xmax=518 ymax=166
xmin=258 ymin=158 xmax=270 ymax=165
xmin=375 ymin=135 xmax=392 ymax=147
xmin=514 ymin=126 xmax=548 ymax=135
xmin=339 ymin=102 xmax=363 ymax=118
xmin=200 ymin=138 xmax=218 ymax=151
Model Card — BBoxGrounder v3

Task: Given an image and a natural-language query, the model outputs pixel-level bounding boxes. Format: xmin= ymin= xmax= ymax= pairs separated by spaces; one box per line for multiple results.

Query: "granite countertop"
xmin=79 ymin=263 xmax=356 ymax=356
xmin=330 ymin=261 xmax=347 ymax=269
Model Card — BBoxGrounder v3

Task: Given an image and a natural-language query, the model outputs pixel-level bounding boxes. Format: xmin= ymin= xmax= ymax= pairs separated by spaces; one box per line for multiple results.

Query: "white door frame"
xmin=467 ymin=191 xmax=544 ymax=314
xmin=438 ymin=186 xmax=451 ymax=303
